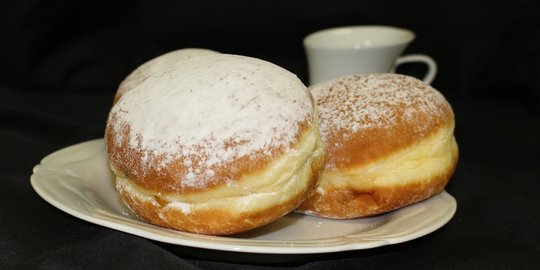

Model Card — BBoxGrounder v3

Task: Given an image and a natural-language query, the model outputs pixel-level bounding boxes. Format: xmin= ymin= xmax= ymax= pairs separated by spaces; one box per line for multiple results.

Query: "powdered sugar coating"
xmin=107 ymin=54 xmax=313 ymax=189
xmin=115 ymin=48 xmax=219 ymax=101
xmin=310 ymin=73 xmax=448 ymax=141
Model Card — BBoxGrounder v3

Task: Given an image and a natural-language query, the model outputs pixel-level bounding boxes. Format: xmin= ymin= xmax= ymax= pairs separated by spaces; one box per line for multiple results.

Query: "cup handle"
xmin=394 ymin=54 xmax=437 ymax=84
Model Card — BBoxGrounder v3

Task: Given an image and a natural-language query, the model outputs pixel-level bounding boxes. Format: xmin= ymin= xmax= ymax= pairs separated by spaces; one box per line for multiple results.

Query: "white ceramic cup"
xmin=304 ymin=25 xmax=437 ymax=85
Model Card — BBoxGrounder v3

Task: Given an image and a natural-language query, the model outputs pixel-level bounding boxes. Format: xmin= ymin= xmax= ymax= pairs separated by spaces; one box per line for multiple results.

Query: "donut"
xmin=105 ymin=54 xmax=325 ymax=235
xmin=114 ymin=48 xmax=219 ymax=103
xmin=297 ymin=73 xmax=458 ymax=219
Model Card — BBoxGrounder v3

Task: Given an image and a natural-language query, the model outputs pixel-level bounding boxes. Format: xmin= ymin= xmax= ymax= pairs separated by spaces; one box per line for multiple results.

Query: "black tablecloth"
xmin=2 ymin=1 xmax=540 ymax=269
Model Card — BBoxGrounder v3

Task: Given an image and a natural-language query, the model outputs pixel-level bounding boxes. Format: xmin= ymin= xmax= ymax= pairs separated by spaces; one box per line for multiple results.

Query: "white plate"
xmin=31 ymin=139 xmax=456 ymax=255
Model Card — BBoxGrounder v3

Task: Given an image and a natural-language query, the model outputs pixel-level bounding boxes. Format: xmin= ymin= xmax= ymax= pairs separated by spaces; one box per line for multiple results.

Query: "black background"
xmin=1 ymin=1 xmax=539 ymax=269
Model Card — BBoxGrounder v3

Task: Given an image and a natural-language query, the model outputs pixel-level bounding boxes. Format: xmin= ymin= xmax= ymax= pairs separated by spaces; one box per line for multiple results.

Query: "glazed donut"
xmin=105 ymin=54 xmax=325 ymax=235
xmin=297 ymin=73 xmax=458 ymax=219
xmin=114 ymin=48 xmax=219 ymax=103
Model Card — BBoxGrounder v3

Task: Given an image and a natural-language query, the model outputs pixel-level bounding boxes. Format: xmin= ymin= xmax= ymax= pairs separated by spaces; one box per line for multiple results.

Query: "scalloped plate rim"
xmin=30 ymin=139 xmax=457 ymax=254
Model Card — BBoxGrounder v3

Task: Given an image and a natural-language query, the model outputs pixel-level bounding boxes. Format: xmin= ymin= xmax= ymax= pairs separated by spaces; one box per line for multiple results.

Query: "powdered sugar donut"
xmin=105 ymin=54 xmax=325 ymax=235
xmin=297 ymin=73 xmax=458 ymax=219
xmin=114 ymin=48 xmax=219 ymax=103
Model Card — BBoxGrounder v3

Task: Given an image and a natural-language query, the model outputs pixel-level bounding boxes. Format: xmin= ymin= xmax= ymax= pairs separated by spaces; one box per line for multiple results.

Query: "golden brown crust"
xmin=324 ymin=104 xmax=453 ymax=170
xmin=298 ymin=143 xmax=458 ymax=218
xmin=299 ymin=74 xmax=459 ymax=219
xmin=105 ymin=119 xmax=311 ymax=195
xmin=104 ymin=54 xmax=317 ymax=196
xmin=105 ymin=54 xmax=325 ymax=235
xmin=316 ymin=74 xmax=454 ymax=170
xmin=115 ymin=140 xmax=324 ymax=235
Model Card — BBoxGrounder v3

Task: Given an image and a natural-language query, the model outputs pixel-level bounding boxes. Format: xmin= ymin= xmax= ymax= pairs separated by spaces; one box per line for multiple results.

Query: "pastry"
xmin=298 ymin=73 xmax=458 ymax=219
xmin=105 ymin=54 xmax=325 ymax=235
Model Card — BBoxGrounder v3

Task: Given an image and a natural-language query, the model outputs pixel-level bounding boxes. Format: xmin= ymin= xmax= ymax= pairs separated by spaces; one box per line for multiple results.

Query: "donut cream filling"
xmin=317 ymin=122 xmax=458 ymax=193
xmin=115 ymin=124 xmax=324 ymax=215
